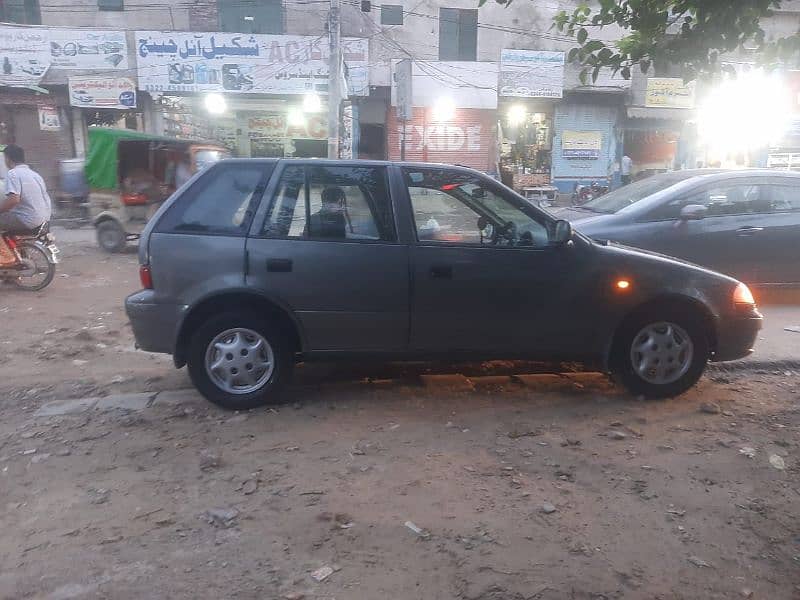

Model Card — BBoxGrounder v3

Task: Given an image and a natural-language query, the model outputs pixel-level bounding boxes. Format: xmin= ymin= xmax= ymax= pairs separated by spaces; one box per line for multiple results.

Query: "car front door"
xmin=246 ymin=162 xmax=409 ymax=352
xmin=636 ymin=180 xmax=771 ymax=282
xmin=401 ymin=166 xmax=589 ymax=356
xmin=742 ymin=181 xmax=800 ymax=285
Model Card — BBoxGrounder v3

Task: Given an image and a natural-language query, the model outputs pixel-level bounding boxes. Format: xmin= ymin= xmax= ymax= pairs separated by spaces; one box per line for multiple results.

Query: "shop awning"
xmin=626 ymin=106 xmax=696 ymax=121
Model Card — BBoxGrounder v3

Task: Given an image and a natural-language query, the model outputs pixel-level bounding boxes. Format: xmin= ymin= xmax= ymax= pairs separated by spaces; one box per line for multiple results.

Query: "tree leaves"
xmin=491 ymin=0 xmax=787 ymax=83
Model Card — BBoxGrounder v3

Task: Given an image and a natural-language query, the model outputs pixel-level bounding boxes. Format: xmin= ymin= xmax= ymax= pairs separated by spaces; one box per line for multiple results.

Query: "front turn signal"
xmin=733 ymin=282 xmax=755 ymax=306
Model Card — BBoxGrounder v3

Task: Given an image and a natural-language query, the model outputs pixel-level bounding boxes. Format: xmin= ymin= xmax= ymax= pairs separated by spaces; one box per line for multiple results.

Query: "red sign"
xmin=388 ymin=107 xmax=496 ymax=171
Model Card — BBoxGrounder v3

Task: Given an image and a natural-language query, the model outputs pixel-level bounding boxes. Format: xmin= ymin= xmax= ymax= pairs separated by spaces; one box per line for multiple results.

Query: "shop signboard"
xmin=499 ymin=49 xmax=564 ymax=98
xmin=645 ymin=78 xmax=694 ymax=109
xmin=562 ymin=130 xmax=602 ymax=159
xmin=135 ymin=32 xmax=369 ymax=96
xmin=247 ymin=113 xmax=328 ymax=140
xmin=69 ymin=76 xmax=137 ymax=109
xmin=38 ymin=106 xmax=61 ymax=131
xmin=0 ymin=26 xmax=50 ymax=86
xmin=49 ymin=29 xmax=129 ymax=70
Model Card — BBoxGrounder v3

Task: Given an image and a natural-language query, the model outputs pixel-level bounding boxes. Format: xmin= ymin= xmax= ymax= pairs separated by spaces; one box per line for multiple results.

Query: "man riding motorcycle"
xmin=0 ymin=144 xmax=52 ymax=265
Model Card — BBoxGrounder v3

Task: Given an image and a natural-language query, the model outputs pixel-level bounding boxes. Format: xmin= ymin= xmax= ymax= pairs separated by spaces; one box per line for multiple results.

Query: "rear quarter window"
xmin=154 ymin=162 xmax=274 ymax=235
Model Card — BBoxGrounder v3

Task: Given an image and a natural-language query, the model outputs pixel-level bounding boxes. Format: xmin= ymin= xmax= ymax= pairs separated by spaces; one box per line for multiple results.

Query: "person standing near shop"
xmin=621 ymin=153 xmax=633 ymax=185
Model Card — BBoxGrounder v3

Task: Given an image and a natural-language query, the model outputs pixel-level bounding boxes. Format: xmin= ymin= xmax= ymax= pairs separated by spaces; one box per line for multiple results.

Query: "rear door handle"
xmin=430 ymin=265 xmax=453 ymax=279
xmin=266 ymin=258 xmax=293 ymax=272
xmin=736 ymin=226 xmax=764 ymax=236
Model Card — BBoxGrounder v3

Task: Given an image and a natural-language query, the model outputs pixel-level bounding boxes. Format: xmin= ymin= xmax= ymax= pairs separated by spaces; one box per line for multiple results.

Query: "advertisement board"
xmin=38 ymin=106 xmax=61 ymax=131
xmin=49 ymin=29 xmax=129 ymax=70
xmin=562 ymin=130 xmax=602 ymax=159
xmin=645 ymin=78 xmax=695 ymax=108
xmin=499 ymin=49 xmax=564 ymax=98
xmin=69 ymin=76 xmax=137 ymax=109
xmin=0 ymin=26 xmax=50 ymax=86
xmin=136 ymin=32 xmax=369 ymax=96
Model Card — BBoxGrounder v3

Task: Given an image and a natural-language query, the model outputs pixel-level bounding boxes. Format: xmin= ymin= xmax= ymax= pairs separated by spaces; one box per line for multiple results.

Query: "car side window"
xmin=647 ymin=183 xmax=770 ymax=220
xmin=262 ymin=165 xmax=395 ymax=242
xmin=403 ymin=168 xmax=550 ymax=247
xmin=770 ymin=185 xmax=800 ymax=212
xmin=156 ymin=163 xmax=269 ymax=235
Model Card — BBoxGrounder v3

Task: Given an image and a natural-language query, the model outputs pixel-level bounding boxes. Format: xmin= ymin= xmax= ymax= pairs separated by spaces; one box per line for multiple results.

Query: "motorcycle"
xmin=572 ymin=181 xmax=609 ymax=205
xmin=0 ymin=223 xmax=59 ymax=291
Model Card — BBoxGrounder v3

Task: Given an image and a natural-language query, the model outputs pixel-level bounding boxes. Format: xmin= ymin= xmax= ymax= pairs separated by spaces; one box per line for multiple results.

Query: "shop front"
xmin=497 ymin=98 xmax=555 ymax=196
xmin=622 ymin=77 xmax=697 ymax=176
xmin=135 ymin=31 xmax=369 ymax=159
xmin=497 ymin=49 xmax=562 ymax=198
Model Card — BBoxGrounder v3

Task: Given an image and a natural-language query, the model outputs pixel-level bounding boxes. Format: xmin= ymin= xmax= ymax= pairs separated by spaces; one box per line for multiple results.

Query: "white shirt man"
xmin=621 ymin=154 xmax=633 ymax=184
xmin=0 ymin=144 xmax=52 ymax=231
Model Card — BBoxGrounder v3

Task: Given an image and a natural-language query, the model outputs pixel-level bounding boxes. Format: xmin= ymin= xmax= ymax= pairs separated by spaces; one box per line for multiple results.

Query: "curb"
xmin=707 ymin=359 xmax=800 ymax=373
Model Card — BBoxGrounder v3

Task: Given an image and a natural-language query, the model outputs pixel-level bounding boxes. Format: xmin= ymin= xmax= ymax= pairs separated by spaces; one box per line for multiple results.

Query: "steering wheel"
xmin=498 ymin=220 xmax=518 ymax=245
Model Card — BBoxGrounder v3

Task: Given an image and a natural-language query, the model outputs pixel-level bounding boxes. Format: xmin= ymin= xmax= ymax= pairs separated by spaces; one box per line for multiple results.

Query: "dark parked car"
xmin=552 ymin=169 xmax=800 ymax=287
xmin=126 ymin=160 xmax=761 ymax=410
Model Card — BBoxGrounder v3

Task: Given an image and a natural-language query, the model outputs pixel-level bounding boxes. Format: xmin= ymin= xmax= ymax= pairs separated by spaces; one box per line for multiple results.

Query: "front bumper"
xmin=711 ymin=309 xmax=763 ymax=362
xmin=125 ymin=290 xmax=185 ymax=355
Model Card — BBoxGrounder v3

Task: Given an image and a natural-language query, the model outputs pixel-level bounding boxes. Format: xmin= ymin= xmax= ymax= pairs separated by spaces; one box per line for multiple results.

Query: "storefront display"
xmin=498 ymin=101 xmax=554 ymax=191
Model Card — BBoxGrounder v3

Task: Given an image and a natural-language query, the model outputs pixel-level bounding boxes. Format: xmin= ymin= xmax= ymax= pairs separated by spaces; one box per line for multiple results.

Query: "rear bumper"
xmin=711 ymin=310 xmax=763 ymax=362
xmin=125 ymin=290 xmax=185 ymax=355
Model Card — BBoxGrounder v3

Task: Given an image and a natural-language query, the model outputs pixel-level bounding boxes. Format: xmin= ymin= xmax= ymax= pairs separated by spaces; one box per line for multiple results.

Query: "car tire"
xmin=96 ymin=220 xmax=126 ymax=253
xmin=187 ymin=312 xmax=293 ymax=410
xmin=611 ymin=306 xmax=710 ymax=399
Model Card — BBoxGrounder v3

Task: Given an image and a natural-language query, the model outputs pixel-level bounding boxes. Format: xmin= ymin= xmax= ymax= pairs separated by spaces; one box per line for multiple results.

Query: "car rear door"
xmin=245 ymin=161 xmax=409 ymax=352
xmin=744 ymin=179 xmax=800 ymax=285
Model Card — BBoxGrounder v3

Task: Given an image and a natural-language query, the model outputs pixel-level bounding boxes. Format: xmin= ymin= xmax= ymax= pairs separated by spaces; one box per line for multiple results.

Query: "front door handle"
xmin=736 ymin=226 xmax=764 ymax=236
xmin=266 ymin=258 xmax=293 ymax=272
xmin=430 ymin=265 xmax=453 ymax=279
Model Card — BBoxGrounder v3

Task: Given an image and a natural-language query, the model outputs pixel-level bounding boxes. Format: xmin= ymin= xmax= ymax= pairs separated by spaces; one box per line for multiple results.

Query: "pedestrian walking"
xmin=621 ymin=154 xmax=633 ymax=185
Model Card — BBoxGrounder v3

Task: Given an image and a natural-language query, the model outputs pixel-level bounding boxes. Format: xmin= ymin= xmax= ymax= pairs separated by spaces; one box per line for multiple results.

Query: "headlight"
xmin=733 ymin=282 xmax=755 ymax=306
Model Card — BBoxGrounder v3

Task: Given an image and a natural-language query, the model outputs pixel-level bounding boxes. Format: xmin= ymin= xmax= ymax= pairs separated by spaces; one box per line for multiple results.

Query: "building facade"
xmin=0 ymin=0 xmax=796 ymax=195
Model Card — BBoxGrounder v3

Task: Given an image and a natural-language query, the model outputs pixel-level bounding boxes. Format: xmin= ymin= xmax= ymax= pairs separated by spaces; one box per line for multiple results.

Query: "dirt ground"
xmin=1 ymin=232 xmax=799 ymax=600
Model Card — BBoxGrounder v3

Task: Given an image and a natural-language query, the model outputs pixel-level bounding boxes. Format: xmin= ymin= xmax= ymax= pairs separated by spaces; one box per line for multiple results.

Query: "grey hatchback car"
xmin=126 ymin=159 xmax=762 ymax=410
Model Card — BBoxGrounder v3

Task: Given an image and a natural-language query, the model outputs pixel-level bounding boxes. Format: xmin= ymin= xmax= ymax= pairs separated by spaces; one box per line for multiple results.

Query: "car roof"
xmin=217 ymin=157 xmax=486 ymax=172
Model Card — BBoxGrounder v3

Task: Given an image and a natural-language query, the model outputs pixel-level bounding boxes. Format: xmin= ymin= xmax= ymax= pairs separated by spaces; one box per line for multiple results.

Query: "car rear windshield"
xmin=582 ymin=172 xmax=704 ymax=214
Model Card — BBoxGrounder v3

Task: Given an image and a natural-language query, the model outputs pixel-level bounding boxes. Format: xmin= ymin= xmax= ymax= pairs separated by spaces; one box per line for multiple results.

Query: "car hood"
xmin=597 ymin=239 xmax=737 ymax=284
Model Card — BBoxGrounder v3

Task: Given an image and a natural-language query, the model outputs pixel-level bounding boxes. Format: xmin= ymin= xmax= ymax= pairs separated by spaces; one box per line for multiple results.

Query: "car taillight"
xmin=733 ymin=282 xmax=755 ymax=307
xmin=139 ymin=264 xmax=153 ymax=290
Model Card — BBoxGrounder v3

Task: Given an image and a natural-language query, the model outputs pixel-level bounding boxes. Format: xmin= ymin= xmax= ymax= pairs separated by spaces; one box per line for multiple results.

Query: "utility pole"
xmin=327 ymin=0 xmax=342 ymax=159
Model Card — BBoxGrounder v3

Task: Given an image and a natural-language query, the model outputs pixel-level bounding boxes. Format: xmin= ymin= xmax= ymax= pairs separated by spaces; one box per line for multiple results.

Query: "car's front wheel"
xmin=187 ymin=312 xmax=293 ymax=410
xmin=611 ymin=307 xmax=710 ymax=398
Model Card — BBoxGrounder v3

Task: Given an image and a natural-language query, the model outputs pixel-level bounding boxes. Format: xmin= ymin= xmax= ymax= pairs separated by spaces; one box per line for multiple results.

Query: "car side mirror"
xmin=680 ymin=204 xmax=707 ymax=221
xmin=552 ymin=219 xmax=573 ymax=245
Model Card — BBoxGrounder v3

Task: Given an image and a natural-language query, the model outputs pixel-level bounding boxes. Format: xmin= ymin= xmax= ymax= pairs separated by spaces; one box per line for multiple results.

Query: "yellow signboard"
xmin=562 ymin=130 xmax=602 ymax=159
xmin=645 ymin=78 xmax=695 ymax=108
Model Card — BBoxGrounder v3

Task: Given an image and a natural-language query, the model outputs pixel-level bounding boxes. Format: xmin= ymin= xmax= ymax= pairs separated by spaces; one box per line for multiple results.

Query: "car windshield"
xmin=581 ymin=172 xmax=704 ymax=214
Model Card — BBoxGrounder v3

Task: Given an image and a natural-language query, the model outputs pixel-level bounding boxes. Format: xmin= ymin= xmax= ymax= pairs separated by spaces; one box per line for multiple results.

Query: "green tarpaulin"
xmin=84 ymin=128 xmax=195 ymax=191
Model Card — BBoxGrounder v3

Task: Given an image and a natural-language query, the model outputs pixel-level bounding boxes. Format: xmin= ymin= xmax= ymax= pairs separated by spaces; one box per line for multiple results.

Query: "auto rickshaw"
xmin=85 ymin=128 xmax=230 ymax=252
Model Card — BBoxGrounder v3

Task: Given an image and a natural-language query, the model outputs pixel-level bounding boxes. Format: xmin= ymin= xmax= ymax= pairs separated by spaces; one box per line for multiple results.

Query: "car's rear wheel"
xmin=611 ymin=307 xmax=710 ymax=398
xmin=187 ymin=312 xmax=292 ymax=410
